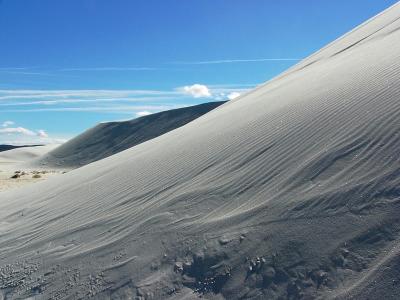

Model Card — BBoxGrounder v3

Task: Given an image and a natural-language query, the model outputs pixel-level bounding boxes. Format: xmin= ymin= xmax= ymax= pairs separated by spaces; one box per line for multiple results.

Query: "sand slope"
xmin=0 ymin=145 xmax=44 ymax=153
xmin=0 ymin=145 xmax=61 ymax=192
xmin=33 ymin=102 xmax=225 ymax=169
xmin=0 ymin=145 xmax=58 ymax=169
xmin=1 ymin=3 xmax=400 ymax=299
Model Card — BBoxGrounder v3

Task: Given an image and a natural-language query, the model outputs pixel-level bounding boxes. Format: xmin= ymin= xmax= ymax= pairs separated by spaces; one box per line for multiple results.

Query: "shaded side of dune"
xmin=34 ymin=101 xmax=225 ymax=168
xmin=0 ymin=144 xmax=43 ymax=153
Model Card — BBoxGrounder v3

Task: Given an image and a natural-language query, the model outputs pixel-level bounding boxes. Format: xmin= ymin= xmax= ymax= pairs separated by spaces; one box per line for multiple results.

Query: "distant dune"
xmin=33 ymin=101 xmax=225 ymax=169
xmin=0 ymin=144 xmax=43 ymax=153
xmin=1 ymin=3 xmax=400 ymax=299
xmin=0 ymin=144 xmax=58 ymax=168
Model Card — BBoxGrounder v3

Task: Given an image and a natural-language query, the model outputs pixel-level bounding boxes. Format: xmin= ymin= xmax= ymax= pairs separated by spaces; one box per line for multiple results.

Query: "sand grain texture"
xmin=1 ymin=3 xmax=400 ymax=299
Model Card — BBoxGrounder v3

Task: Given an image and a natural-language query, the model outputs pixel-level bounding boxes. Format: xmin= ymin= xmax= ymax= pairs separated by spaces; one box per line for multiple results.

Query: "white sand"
xmin=32 ymin=102 xmax=224 ymax=169
xmin=1 ymin=3 xmax=400 ymax=299
xmin=0 ymin=170 xmax=60 ymax=192
xmin=0 ymin=145 xmax=61 ymax=191
xmin=0 ymin=144 xmax=58 ymax=168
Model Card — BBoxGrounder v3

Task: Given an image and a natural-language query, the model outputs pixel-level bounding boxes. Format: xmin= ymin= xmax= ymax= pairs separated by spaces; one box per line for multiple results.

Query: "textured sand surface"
xmin=0 ymin=145 xmax=58 ymax=168
xmin=1 ymin=3 xmax=400 ymax=299
xmin=0 ymin=170 xmax=61 ymax=192
xmin=32 ymin=102 xmax=225 ymax=169
xmin=0 ymin=145 xmax=60 ymax=191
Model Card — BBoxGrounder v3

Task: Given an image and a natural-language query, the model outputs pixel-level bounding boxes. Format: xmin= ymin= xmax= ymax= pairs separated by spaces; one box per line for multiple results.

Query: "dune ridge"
xmin=32 ymin=101 xmax=225 ymax=169
xmin=0 ymin=145 xmax=44 ymax=153
xmin=1 ymin=3 xmax=400 ymax=299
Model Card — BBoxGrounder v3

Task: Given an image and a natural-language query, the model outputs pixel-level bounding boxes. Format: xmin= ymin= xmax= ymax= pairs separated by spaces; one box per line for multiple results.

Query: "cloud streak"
xmin=0 ymin=84 xmax=255 ymax=113
xmin=1 ymin=105 xmax=185 ymax=114
xmin=2 ymin=120 xmax=14 ymax=127
xmin=0 ymin=97 xmax=177 ymax=106
xmin=0 ymin=128 xmax=65 ymax=145
xmin=60 ymin=67 xmax=157 ymax=71
xmin=0 ymin=127 xmax=36 ymax=136
xmin=0 ymin=71 xmax=55 ymax=76
xmin=0 ymin=89 xmax=178 ymax=98
xmin=0 ymin=67 xmax=29 ymax=70
xmin=170 ymin=58 xmax=302 ymax=65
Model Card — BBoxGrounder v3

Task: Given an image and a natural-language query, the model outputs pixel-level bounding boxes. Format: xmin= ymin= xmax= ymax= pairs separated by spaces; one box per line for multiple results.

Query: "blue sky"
xmin=0 ymin=0 xmax=398 ymax=144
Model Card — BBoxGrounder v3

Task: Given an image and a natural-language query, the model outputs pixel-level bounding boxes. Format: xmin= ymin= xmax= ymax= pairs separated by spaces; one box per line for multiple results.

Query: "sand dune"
xmin=1 ymin=3 xmax=400 ymax=299
xmin=33 ymin=101 xmax=225 ymax=169
xmin=0 ymin=145 xmax=44 ymax=153
xmin=0 ymin=144 xmax=58 ymax=169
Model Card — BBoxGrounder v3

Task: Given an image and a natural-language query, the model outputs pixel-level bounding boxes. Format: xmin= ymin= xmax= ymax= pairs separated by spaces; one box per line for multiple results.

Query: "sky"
xmin=0 ymin=0 xmax=398 ymax=145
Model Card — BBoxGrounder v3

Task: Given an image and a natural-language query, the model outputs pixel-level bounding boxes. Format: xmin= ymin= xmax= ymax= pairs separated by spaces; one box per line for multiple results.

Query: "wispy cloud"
xmin=0 ymin=83 xmax=256 ymax=113
xmin=0 ymin=96 xmax=177 ymax=106
xmin=0 ymin=67 xmax=29 ymax=70
xmin=60 ymin=67 xmax=157 ymax=71
xmin=0 ymin=126 xmax=36 ymax=136
xmin=170 ymin=58 xmax=302 ymax=65
xmin=0 ymin=66 xmax=158 ymax=79
xmin=0 ymin=70 xmax=54 ymax=76
xmin=0 ymin=125 xmax=65 ymax=145
xmin=2 ymin=120 xmax=14 ymax=127
xmin=207 ymin=83 xmax=259 ymax=88
xmin=0 ymin=126 xmax=50 ymax=140
xmin=0 ymin=89 xmax=179 ymax=100
xmin=1 ymin=105 xmax=185 ymax=114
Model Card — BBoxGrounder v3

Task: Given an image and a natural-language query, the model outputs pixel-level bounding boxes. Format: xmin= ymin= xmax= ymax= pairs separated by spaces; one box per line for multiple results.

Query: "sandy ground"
xmin=0 ymin=169 xmax=61 ymax=192
xmin=0 ymin=144 xmax=62 ymax=192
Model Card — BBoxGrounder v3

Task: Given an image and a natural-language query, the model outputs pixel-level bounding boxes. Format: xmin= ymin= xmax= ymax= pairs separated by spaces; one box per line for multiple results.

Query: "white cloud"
xmin=227 ymin=92 xmax=241 ymax=100
xmin=0 ymin=127 xmax=36 ymax=136
xmin=180 ymin=84 xmax=211 ymax=98
xmin=2 ymin=120 xmax=14 ymax=127
xmin=1 ymin=136 xmax=67 ymax=146
xmin=0 ymin=126 xmax=61 ymax=145
xmin=0 ymin=86 xmax=252 ymax=107
xmin=136 ymin=111 xmax=152 ymax=117
xmin=37 ymin=129 xmax=49 ymax=138
xmin=0 ymin=127 xmax=50 ymax=139
xmin=0 ymin=85 xmax=253 ymax=114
